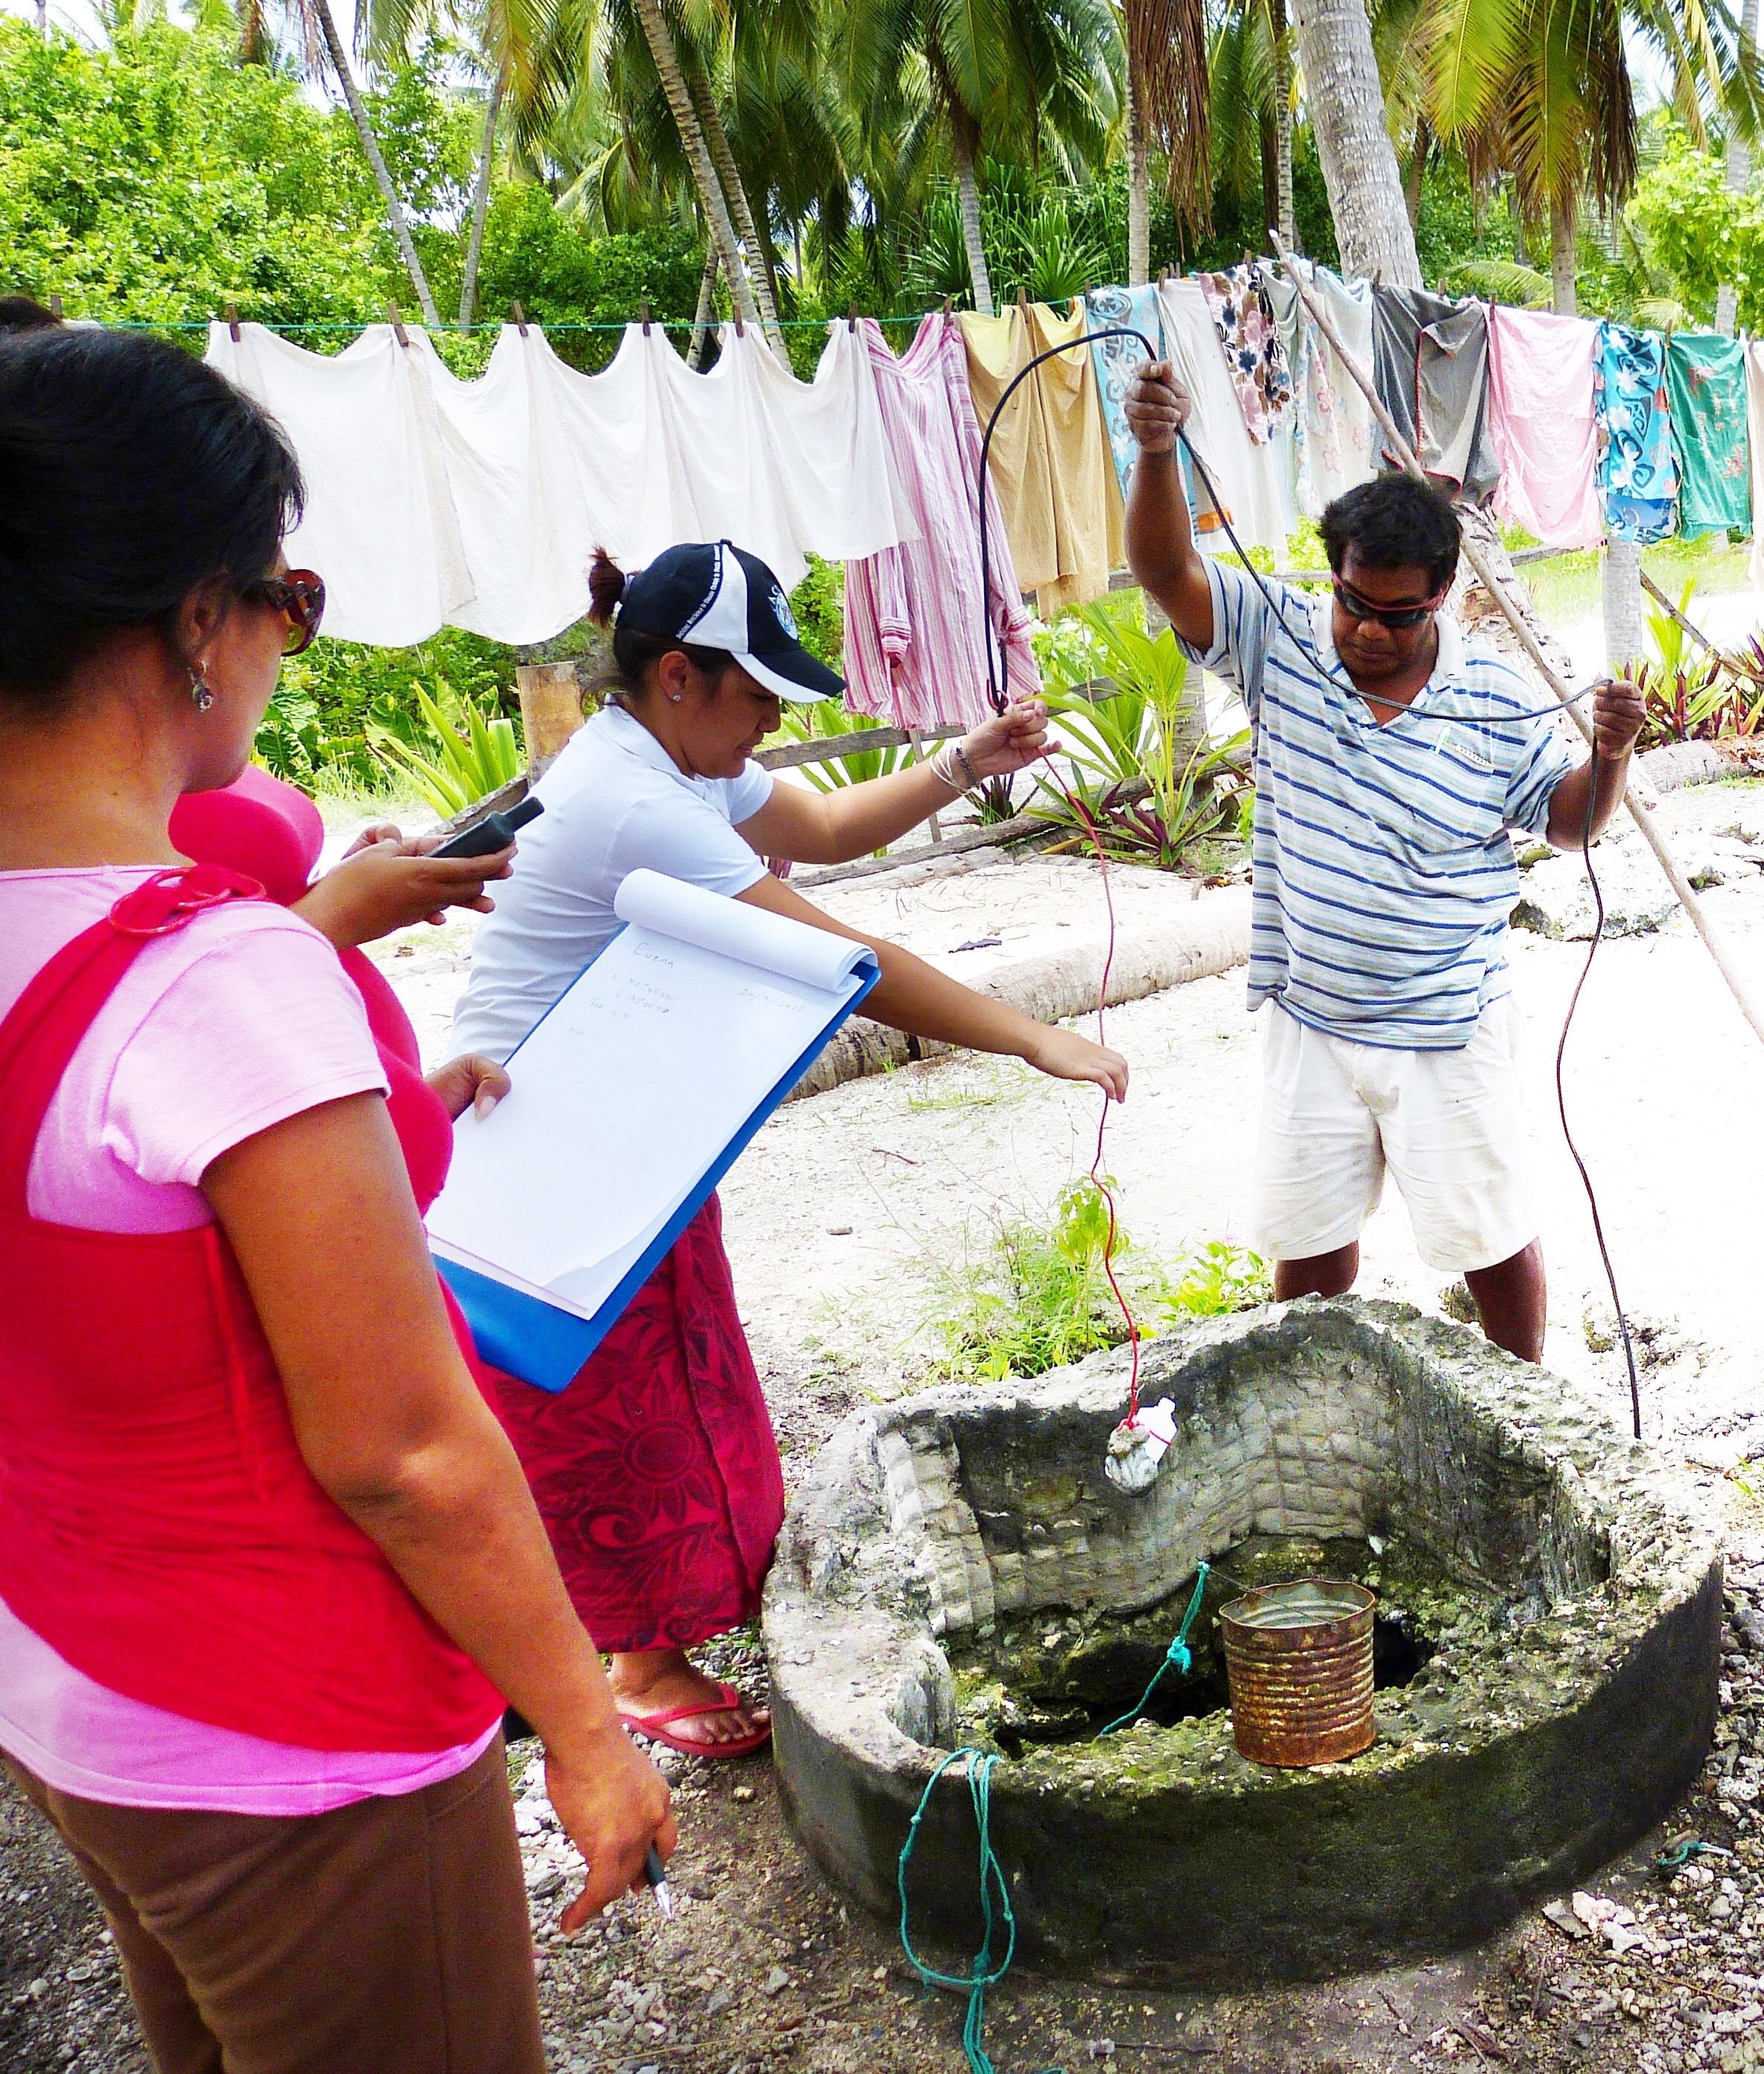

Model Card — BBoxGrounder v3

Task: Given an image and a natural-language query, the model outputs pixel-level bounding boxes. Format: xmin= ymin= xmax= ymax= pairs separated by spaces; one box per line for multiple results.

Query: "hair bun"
xmin=587 ymin=548 xmax=626 ymax=627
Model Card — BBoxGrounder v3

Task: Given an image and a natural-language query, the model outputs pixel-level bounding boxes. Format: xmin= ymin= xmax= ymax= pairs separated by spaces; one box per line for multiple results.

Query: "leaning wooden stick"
xmin=1268 ymin=228 xmax=1764 ymax=1051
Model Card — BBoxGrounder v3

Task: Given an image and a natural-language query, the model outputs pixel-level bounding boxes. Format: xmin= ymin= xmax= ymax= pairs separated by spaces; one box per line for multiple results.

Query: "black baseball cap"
xmin=615 ymin=540 xmax=843 ymax=703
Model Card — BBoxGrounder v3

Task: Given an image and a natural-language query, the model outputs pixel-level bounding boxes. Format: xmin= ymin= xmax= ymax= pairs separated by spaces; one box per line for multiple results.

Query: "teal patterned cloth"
xmin=1594 ymin=322 xmax=1678 ymax=542
xmin=1666 ymin=332 xmax=1751 ymax=539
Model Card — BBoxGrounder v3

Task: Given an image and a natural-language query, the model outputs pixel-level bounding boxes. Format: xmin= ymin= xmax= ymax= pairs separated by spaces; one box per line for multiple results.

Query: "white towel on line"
xmin=1155 ymin=279 xmax=1296 ymax=555
xmin=207 ymin=320 xmax=917 ymax=647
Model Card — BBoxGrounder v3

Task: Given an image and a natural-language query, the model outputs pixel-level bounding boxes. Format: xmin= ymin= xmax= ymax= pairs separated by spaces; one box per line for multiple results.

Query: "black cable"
xmin=971 ymin=316 xmax=1643 ymax=1436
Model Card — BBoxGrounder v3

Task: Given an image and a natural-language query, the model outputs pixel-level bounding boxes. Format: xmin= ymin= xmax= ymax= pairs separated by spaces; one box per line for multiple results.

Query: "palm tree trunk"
xmin=1272 ymin=0 xmax=1295 ymax=248
xmin=1126 ymin=68 xmax=1150 ymax=285
xmin=682 ymin=57 xmax=785 ymax=355
xmin=457 ymin=66 xmax=505 ymax=331
xmin=1717 ymin=0 xmax=1759 ymax=335
xmin=310 ymin=0 xmax=441 ymax=329
xmin=1290 ymin=0 xmax=1420 ymax=285
xmin=951 ymin=120 xmax=994 ymax=317
xmin=1404 ymin=118 xmax=1428 ymax=234
xmin=628 ymin=0 xmax=762 ymax=336
xmin=688 ymin=247 xmax=719 ymax=369
xmin=1549 ymin=191 xmax=1577 ymax=317
xmin=1604 ymin=537 xmax=1644 ymax=675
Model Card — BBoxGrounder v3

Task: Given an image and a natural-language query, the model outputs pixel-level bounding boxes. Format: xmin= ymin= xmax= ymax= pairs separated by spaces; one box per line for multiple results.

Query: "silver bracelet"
xmin=931 ymin=740 xmax=980 ymax=792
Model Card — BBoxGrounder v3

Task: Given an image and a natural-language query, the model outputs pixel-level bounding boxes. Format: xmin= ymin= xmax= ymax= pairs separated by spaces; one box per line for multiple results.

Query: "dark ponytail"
xmin=0 ymin=327 xmax=303 ymax=712
xmin=587 ymin=545 xmax=735 ymax=705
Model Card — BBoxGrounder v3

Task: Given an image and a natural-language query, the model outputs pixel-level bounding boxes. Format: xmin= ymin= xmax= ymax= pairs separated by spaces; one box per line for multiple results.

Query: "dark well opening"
xmin=946 ymin=1534 xmax=1456 ymax=1758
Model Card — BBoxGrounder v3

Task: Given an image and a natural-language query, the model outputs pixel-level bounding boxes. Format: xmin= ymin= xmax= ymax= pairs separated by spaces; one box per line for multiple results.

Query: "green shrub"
xmin=924 ymin=1182 xmax=1270 ymax=1383
xmin=257 ymin=627 xmax=518 ymax=790
xmin=371 ymin=679 xmax=524 ymax=814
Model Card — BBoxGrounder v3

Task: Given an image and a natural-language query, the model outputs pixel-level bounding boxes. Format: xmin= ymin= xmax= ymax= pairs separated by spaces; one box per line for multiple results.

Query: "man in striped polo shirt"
xmin=1123 ymin=364 xmax=1644 ymax=1363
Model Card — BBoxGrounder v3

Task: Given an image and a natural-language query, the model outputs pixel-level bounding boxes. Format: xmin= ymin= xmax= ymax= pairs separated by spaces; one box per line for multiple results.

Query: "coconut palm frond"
xmin=1447 ymin=255 xmax=1552 ymax=303
xmin=1127 ymin=0 xmax=1211 ymax=232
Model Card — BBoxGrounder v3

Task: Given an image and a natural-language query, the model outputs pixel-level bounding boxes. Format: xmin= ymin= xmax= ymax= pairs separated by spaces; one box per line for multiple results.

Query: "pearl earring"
xmin=190 ymin=667 xmax=214 ymax=712
xmin=670 ymin=693 xmax=684 ymax=703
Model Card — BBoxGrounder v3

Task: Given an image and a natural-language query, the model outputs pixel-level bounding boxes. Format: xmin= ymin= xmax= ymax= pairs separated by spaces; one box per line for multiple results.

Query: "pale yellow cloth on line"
xmin=959 ymin=301 xmax=1124 ymax=618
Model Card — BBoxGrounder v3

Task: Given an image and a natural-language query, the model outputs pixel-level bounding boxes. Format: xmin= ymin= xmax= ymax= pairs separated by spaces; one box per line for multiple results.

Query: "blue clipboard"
xmin=436 ymin=954 xmax=878 ymax=1390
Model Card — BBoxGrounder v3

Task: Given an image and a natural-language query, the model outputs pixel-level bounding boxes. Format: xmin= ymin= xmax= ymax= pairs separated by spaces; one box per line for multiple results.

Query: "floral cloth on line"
xmin=1593 ymin=322 xmax=1678 ymax=544
xmin=1665 ymin=332 xmax=1751 ymax=540
xmin=1196 ymin=262 xmax=1293 ymax=445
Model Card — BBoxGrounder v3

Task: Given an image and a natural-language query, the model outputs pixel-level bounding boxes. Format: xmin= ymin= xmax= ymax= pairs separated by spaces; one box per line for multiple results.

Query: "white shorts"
xmin=1251 ymin=999 xmax=1536 ymax=1275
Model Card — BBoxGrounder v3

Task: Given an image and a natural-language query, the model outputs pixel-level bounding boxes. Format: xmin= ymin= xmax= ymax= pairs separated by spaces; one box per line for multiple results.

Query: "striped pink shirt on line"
xmin=843 ymin=314 xmax=1042 ymax=732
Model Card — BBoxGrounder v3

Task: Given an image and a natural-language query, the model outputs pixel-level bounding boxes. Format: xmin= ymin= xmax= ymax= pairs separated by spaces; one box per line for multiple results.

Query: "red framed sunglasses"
xmin=1331 ymin=577 xmax=1444 ymax=632
xmin=244 ymin=569 xmax=326 ymax=656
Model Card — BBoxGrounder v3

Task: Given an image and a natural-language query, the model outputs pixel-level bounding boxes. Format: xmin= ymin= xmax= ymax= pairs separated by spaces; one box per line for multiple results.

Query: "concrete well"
xmin=763 ymin=1299 xmax=1721 ymax=1985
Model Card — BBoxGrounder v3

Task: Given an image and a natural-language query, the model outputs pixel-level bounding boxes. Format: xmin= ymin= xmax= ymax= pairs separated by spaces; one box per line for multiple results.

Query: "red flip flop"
xmin=618 ymin=1680 xmax=772 ymax=1760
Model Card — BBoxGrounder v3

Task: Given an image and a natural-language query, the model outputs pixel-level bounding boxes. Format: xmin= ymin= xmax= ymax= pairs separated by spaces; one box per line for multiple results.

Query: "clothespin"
xmin=734 ymin=312 xmax=745 ymax=336
xmin=225 ymin=302 xmax=241 ymax=342
xmin=847 ymin=303 xmax=858 ymax=332
xmin=942 ymin=295 xmax=953 ymax=316
xmin=385 ymin=300 xmax=410 ymax=348
xmin=512 ymin=300 xmax=528 ymax=337
xmin=639 ymin=300 xmax=653 ymax=335
xmin=1016 ymin=287 xmax=1028 ymax=312
xmin=49 ymin=293 xmax=63 ymax=320
xmin=1158 ymin=268 xmax=1168 ymax=289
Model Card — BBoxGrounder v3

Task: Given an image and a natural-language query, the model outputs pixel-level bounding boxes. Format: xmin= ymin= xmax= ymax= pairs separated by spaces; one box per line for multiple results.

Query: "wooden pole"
xmin=515 ymin=662 xmax=586 ymax=777
xmin=907 ymin=726 xmax=942 ymax=842
xmin=1269 ymin=229 xmax=1764 ymax=1050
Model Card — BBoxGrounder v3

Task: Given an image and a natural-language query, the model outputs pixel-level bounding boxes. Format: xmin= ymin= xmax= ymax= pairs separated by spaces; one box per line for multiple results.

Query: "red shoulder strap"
xmin=0 ymin=865 xmax=264 ymax=1214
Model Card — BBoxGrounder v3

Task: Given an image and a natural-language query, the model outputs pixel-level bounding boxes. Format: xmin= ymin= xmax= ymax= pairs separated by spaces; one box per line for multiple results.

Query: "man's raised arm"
xmin=1123 ymin=364 xmax=1215 ymax=651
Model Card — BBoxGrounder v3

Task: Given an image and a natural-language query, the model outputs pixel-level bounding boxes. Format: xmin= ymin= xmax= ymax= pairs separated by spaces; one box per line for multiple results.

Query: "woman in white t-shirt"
xmin=453 ymin=539 xmax=1129 ymax=1758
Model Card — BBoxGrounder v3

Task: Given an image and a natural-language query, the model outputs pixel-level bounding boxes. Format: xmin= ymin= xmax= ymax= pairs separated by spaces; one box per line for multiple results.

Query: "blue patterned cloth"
xmin=1594 ymin=323 xmax=1678 ymax=542
xmin=1085 ymin=283 xmax=1164 ymax=495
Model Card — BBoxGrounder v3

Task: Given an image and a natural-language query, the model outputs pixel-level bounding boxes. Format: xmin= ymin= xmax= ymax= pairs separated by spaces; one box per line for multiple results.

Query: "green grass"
xmin=919 ymin=1182 xmax=1271 ymax=1384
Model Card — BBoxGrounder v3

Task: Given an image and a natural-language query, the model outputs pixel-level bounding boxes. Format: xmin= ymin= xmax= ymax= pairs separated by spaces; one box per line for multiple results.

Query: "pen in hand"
xmin=644 ymin=1842 xmax=673 ymax=1918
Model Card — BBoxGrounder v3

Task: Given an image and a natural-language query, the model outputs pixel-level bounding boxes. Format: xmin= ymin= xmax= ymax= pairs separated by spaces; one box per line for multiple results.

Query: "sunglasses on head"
xmin=243 ymin=570 xmax=326 ymax=656
xmin=1331 ymin=578 xmax=1443 ymax=632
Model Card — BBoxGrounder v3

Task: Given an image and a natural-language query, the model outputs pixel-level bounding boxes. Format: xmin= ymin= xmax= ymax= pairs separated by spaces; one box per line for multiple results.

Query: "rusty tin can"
xmin=1219 ymin=1579 xmax=1376 ymax=1768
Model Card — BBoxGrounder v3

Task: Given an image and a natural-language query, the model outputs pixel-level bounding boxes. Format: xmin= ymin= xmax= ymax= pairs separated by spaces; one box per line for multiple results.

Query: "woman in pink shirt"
xmin=0 ymin=324 xmax=671 ymax=2073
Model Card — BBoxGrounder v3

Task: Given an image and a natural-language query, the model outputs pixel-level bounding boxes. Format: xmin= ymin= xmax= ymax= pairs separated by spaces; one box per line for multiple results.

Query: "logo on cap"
xmin=770 ymin=585 xmax=798 ymax=641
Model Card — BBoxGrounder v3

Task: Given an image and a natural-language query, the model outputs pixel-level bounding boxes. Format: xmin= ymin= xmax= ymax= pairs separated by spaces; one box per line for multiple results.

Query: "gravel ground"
xmin=6 ymin=779 xmax=1764 ymax=2072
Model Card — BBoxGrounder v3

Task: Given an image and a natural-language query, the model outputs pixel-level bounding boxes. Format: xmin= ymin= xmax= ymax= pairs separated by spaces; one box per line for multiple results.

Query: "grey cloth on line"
xmin=1369 ymin=288 xmax=1501 ymax=506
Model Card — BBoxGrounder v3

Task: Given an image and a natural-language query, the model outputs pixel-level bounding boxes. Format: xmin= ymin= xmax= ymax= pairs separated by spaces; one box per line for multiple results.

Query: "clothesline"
xmin=115 ymin=316 xmax=924 ymax=334
xmin=191 ymin=264 xmax=1764 ymax=739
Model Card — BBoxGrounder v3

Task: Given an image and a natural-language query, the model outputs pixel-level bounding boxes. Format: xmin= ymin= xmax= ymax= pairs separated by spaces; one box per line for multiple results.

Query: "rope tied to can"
xmin=897 ymin=1748 xmax=1062 ymax=2074
xmin=895 ymin=1565 xmax=1213 ymax=2071
xmin=1096 ymin=1561 xmax=1211 ymax=1735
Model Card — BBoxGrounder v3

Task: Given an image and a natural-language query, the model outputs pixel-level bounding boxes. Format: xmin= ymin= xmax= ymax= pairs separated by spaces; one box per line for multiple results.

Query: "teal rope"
xmin=895 ymin=1566 xmax=1211 ymax=2073
xmin=898 ymin=1750 xmax=1059 ymax=2074
xmin=1096 ymin=1561 xmax=1211 ymax=1736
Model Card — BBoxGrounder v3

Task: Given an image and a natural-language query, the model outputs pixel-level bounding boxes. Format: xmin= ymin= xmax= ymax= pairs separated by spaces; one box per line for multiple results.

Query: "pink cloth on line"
xmin=1488 ymin=305 xmax=1604 ymax=550
xmin=0 ymin=857 xmax=492 ymax=1814
xmin=843 ymin=313 xmax=1041 ymax=731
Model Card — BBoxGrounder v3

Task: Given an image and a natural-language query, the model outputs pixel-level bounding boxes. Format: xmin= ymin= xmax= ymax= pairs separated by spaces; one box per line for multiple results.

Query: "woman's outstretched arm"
xmin=736 ymin=874 xmax=1128 ymax=1100
xmin=736 ymin=701 xmax=1055 ymax=866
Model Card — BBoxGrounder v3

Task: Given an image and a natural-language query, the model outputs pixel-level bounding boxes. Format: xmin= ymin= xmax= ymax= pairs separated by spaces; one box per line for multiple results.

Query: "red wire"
xmin=1032 ymin=744 xmax=1143 ymax=1429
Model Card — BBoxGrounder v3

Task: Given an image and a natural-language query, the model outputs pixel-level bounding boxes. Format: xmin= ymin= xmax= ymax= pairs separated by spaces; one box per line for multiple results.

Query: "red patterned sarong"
xmin=484 ymin=1196 xmax=784 ymax=1654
